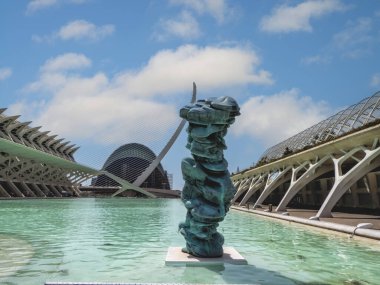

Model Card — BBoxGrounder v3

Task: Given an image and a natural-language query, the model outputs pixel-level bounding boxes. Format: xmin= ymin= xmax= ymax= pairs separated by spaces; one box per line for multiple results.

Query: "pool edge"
xmin=231 ymin=206 xmax=380 ymax=241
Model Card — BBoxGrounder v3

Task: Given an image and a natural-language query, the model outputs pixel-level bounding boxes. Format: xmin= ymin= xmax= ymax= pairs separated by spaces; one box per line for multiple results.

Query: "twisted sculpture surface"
xmin=179 ymin=96 xmax=240 ymax=257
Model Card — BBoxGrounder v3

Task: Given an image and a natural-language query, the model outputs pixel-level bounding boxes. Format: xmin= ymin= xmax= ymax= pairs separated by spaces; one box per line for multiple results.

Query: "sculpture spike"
xmin=111 ymin=82 xmax=197 ymax=197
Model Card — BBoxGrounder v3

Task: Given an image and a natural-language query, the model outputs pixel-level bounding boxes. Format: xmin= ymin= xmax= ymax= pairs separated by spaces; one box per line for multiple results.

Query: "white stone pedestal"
xmin=165 ymin=246 xmax=247 ymax=266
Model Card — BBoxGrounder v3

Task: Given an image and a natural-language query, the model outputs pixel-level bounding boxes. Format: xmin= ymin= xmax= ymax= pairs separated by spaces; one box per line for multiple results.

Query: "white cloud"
xmin=231 ymin=89 xmax=331 ymax=146
xmin=27 ymin=0 xmax=57 ymax=14
xmin=32 ymin=34 xmax=52 ymax=44
xmin=0 ymin=67 xmax=12 ymax=81
xmin=14 ymin=70 xmax=177 ymax=145
xmin=170 ymin=0 xmax=233 ymax=24
xmin=14 ymin=45 xmax=272 ymax=145
xmin=26 ymin=0 xmax=87 ymax=14
xmin=371 ymin=73 xmax=380 ymax=87
xmin=8 ymin=100 xmax=46 ymax=117
xmin=114 ymin=44 xmax=273 ymax=97
xmin=41 ymin=53 xmax=91 ymax=72
xmin=333 ymin=18 xmax=372 ymax=48
xmin=24 ymin=53 xmax=91 ymax=92
xmin=33 ymin=20 xmax=114 ymax=43
xmin=155 ymin=11 xmax=201 ymax=41
xmin=301 ymin=55 xmax=331 ymax=65
xmin=260 ymin=0 xmax=346 ymax=33
xmin=58 ymin=20 xmax=115 ymax=41
xmin=33 ymin=80 xmax=178 ymax=144
xmin=332 ymin=18 xmax=374 ymax=59
xmin=301 ymin=17 xmax=377 ymax=63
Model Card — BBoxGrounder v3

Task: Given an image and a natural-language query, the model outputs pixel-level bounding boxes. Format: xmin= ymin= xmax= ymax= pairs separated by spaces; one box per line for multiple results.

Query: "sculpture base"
xmin=165 ymin=247 xmax=247 ymax=266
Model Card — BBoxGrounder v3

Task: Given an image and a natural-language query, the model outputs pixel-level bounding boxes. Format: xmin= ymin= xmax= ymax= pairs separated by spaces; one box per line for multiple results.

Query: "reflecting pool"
xmin=0 ymin=198 xmax=379 ymax=285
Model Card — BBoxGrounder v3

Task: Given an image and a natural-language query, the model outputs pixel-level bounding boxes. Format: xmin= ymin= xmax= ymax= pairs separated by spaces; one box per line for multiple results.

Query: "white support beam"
xmin=72 ymin=173 xmax=94 ymax=185
xmin=23 ymin=126 xmax=42 ymax=147
xmin=69 ymin=185 xmax=82 ymax=197
xmin=253 ymin=166 xmax=292 ymax=209
xmin=0 ymin=115 xmax=20 ymax=128
xmin=276 ymin=156 xmax=332 ymax=212
xmin=232 ymin=176 xmax=257 ymax=203
xmin=8 ymin=160 xmax=35 ymax=181
xmin=43 ymin=184 xmax=61 ymax=197
xmin=45 ymin=135 xmax=59 ymax=149
xmin=56 ymin=185 xmax=71 ymax=196
xmin=231 ymin=177 xmax=251 ymax=202
xmin=67 ymin=146 xmax=80 ymax=156
xmin=6 ymin=181 xmax=25 ymax=197
xmin=314 ymin=145 xmax=380 ymax=218
xmin=104 ymin=170 xmax=156 ymax=198
xmin=29 ymin=183 xmax=46 ymax=197
xmin=0 ymin=184 xmax=11 ymax=198
xmin=239 ymin=174 xmax=267 ymax=206
xmin=36 ymin=183 xmax=52 ymax=196
xmin=49 ymin=185 xmax=63 ymax=196
xmin=20 ymin=182 xmax=37 ymax=197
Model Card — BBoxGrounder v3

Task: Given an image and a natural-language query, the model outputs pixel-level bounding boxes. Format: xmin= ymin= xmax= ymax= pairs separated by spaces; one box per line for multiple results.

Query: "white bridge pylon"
xmin=231 ymin=124 xmax=380 ymax=219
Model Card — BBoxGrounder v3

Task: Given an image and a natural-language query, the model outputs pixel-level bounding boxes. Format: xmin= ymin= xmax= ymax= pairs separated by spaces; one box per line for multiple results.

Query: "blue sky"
xmin=1 ymin=0 xmax=380 ymax=189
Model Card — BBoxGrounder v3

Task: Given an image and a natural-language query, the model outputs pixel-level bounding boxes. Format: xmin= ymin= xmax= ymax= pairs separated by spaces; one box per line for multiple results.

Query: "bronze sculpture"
xmin=179 ymin=95 xmax=240 ymax=257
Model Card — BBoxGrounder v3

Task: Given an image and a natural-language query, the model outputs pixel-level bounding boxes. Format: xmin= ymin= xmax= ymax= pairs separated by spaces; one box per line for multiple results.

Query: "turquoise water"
xmin=0 ymin=198 xmax=379 ymax=285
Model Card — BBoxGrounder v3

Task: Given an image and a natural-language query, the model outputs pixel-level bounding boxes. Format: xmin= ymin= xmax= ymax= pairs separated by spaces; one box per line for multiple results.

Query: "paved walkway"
xmin=231 ymin=205 xmax=380 ymax=240
xmin=276 ymin=208 xmax=380 ymax=229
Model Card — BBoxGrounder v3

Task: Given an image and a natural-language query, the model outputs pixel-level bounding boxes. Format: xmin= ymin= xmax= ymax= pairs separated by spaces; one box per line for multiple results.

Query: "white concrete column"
xmin=70 ymin=186 xmax=82 ymax=197
xmin=47 ymin=185 xmax=62 ymax=197
xmin=6 ymin=181 xmax=25 ymax=197
xmin=56 ymin=185 xmax=72 ymax=196
xmin=29 ymin=183 xmax=46 ymax=198
xmin=253 ymin=166 xmax=292 ymax=208
xmin=276 ymin=157 xmax=332 ymax=211
xmin=232 ymin=176 xmax=255 ymax=203
xmin=0 ymin=184 xmax=11 ymax=198
xmin=239 ymin=174 xmax=266 ymax=206
xmin=37 ymin=183 xmax=52 ymax=196
xmin=315 ymin=146 xmax=380 ymax=218
xmin=20 ymin=182 xmax=37 ymax=197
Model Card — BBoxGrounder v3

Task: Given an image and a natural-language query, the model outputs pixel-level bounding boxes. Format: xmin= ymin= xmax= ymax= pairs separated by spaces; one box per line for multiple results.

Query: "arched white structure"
xmin=232 ymin=92 xmax=380 ymax=218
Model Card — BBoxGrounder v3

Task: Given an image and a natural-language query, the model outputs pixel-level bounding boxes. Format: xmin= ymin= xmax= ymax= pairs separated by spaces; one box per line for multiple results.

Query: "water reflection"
xmin=0 ymin=234 xmax=34 ymax=278
xmin=0 ymin=198 xmax=378 ymax=285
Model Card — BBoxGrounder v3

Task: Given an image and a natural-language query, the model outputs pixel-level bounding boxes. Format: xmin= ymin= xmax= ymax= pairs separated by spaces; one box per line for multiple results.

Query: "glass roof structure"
xmin=260 ymin=91 xmax=380 ymax=162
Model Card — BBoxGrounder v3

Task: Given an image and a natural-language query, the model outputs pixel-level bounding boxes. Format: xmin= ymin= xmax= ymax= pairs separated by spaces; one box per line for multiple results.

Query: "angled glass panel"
xmin=256 ymin=91 xmax=380 ymax=166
